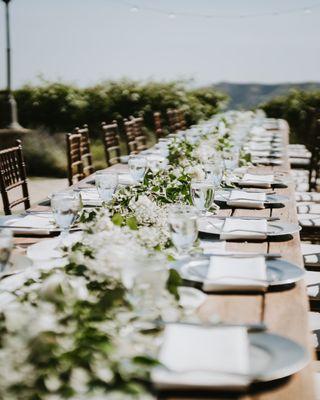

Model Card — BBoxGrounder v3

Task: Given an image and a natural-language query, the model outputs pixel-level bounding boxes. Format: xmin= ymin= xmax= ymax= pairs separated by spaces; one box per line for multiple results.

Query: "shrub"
xmin=260 ymin=89 xmax=320 ymax=144
xmin=14 ymin=79 xmax=227 ymax=136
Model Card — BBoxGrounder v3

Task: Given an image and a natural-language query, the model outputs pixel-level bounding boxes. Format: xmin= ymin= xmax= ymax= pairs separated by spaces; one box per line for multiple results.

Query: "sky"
xmin=0 ymin=0 xmax=319 ymax=88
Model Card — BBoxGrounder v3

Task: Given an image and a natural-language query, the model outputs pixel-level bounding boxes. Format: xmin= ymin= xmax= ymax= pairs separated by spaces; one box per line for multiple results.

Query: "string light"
xmin=116 ymin=0 xmax=320 ymax=20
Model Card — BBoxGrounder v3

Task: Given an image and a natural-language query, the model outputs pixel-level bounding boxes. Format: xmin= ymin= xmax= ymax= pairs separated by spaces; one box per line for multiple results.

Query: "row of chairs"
xmin=66 ymin=109 xmax=187 ymax=186
xmin=0 ymin=108 xmax=187 ymax=214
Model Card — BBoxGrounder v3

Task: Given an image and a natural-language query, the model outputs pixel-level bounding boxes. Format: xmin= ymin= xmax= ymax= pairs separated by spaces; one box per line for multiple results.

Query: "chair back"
xmin=153 ymin=111 xmax=164 ymax=138
xmin=101 ymin=121 xmax=121 ymax=166
xmin=74 ymin=124 xmax=95 ymax=177
xmin=0 ymin=140 xmax=30 ymax=215
xmin=130 ymin=116 xmax=148 ymax=151
xmin=177 ymin=109 xmax=187 ymax=131
xmin=124 ymin=118 xmax=138 ymax=154
xmin=167 ymin=108 xmax=180 ymax=133
xmin=66 ymin=133 xmax=84 ymax=186
xmin=309 ymin=119 xmax=320 ymax=191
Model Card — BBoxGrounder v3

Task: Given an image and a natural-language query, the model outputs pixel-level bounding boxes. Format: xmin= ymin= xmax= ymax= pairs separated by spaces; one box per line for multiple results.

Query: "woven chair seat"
xmin=296 ymin=192 xmax=320 ymax=202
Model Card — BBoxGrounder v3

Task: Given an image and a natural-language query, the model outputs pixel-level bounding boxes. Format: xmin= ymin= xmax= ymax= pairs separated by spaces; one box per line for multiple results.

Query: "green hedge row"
xmin=261 ymin=89 xmax=320 ymax=144
xmin=14 ymin=79 xmax=228 ymax=135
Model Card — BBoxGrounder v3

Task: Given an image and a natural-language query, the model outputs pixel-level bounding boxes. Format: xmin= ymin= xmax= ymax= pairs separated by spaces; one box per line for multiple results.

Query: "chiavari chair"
xmin=66 ymin=133 xmax=84 ymax=186
xmin=0 ymin=140 xmax=30 ymax=215
xmin=74 ymin=124 xmax=95 ymax=177
xmin=177 ymin=108 xmax=187 ymax=131
xmin=167 ymin=108 xmax=182 ymax=133
xmin=130 ymin=116 xmax=148 ymax=151
xmin=124 ymin=118 xmax=138 ymax=155
xmin=153 ymin=111 xmax=164 ymax=139
xmin=101 ymin=121 xmax=122 ymax=166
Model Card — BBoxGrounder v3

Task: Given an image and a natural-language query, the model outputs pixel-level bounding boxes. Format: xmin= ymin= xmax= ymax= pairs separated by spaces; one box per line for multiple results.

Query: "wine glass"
xmin=190 ymin=179 xmax=215 ymax=215
xmin=204 ymin=158 xmax=223 ymax=188
xmin=222 ymin=146 xmax=240 ymax=173
xmin=128 ymin=155 xmax=147 ymax=183
xmin=51 ymin=191 xmax=80 ymax=238
xmin=167 ymin=205 xmax=198 ymax=257
xmin=0 ymin=229 xmax=13 ymax=273
xmin=95 ymin=171 xmax=118 ymax=202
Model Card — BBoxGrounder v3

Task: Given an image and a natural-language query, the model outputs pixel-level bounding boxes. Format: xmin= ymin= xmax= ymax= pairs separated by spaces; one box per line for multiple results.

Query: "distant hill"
xmin=213 ymin=82 xmax=320 ymax=110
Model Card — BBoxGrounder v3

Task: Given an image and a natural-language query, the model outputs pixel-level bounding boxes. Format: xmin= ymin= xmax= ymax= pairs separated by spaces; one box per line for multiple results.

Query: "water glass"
xmin=51 ymin=191 xmax=80 ymax=236
xmin=168 ymin=205 xmax=198 ymax=256
xmin=95 ymin=171 xmax=118 ymax=202
xmin=0 ymin=229 xmax=13 ymax=272
xmin=128 ymin=156 xmax=147 ymax=183
xmin=204 ymin=159 xmax=223 ymax=187
xmin=190 ymin=179 xmax=215 ymax=215
xmin=223 ymin=147 xmax=240 ymax=172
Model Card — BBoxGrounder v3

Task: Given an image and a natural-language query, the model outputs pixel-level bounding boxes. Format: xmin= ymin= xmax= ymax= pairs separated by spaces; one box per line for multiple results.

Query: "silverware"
xmin=207 ymin=252 xmax=281 ymax=260
xmin=206 ymin=216 xmax=279 ymax=221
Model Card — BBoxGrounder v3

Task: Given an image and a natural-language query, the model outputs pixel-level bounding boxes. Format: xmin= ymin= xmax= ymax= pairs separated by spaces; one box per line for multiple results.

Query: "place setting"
xmin=151 ymin=322 xmax=309 ymax=393
xmin=215 ymin=188 xmax=288 ymax=209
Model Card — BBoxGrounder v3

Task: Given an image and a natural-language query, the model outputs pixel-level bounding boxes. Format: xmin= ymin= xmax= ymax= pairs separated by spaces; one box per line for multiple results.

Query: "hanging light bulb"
xmin=168 ymin=13 xmax=176 ymax=19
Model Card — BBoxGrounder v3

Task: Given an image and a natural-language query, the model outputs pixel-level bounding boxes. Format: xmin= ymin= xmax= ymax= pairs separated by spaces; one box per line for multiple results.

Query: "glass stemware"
xmin=128 ymin=155 xmax=147 ymax=183
xmin=95 ymin=171 xmax=118 ymax=202
xmin=0 ymin=229 xmax=13 ymax=273
xmin=51 ymin=191 xmax=80 ymax=238
xmin=190 ymin=179 xmax=215 ymax=215
xmin=204 ymin=158 xmax=223 ymax=188
xmin=167 ymin=205 xmax=198 ymax=257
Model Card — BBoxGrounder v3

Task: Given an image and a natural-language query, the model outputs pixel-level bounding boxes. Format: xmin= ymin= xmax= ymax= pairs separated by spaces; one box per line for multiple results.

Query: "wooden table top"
xmin=17 ymin=122 xmax=315 ymax=399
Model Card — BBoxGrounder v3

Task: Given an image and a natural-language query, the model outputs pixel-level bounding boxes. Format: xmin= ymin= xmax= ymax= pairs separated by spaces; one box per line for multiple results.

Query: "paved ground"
xmin=0 ymin=177 xmax=68 ymax=214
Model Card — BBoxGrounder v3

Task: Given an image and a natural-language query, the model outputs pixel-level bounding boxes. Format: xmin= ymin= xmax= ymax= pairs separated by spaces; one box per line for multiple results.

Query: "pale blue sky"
xmin=0 ymin=0 xmax=319 ymax=88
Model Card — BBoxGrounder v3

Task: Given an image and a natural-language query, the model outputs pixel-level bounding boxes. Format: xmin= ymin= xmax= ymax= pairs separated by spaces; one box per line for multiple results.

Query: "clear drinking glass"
xmin=128 ymin=155 xmax=147 ymax=183
xmin=51 ymin=191 xmax=80 ymax=237
xmin=223 ymin=147 xmax=240 ymax=172
xmin=0 ymin=229 xmax=13 ymax=272
xmin=204 ymin=158 xmax=223 ymax=187
xmin=129 ymin=253 xmax=169 ymax=323
xmin=167 ymin=205 xmax=198 ymax=256
xmin=190 ymin=179 xmax=215 ymax=215
xmin=95 ymin=171 xmax=118 ymax=202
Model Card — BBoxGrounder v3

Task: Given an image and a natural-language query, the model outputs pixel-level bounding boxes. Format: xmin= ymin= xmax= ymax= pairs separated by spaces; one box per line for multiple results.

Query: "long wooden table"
xmin=16 ymin=121 xmax=315 ymax=399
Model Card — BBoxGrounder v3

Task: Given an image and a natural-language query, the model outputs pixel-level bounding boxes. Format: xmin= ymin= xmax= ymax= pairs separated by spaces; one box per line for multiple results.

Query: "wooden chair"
xmin=153 ymin=111 xmax=164 ymax=139
xmin=74 ymin=124 xmax=95 ymax=177
xmin=0 ymin=140 xmax=30 ymax=215
xmin=167 ymin=108 xmax=180 ymax=133
xmin=130 ymin=116 xmax=148 ymax=151
xmin=177 ymin=109 xmax=187 ymax=131
xmin=66 ymin=133 xmax=84 ymax=186
xmin=101 ymin=121 xmax=121 ymax=166
xmin=124 ymin=118 xmax=138 ymax=155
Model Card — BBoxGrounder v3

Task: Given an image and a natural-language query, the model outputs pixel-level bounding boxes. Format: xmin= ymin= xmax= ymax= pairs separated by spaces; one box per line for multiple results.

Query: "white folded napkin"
xmin=118 ymin=173 xmax=136 ymax=186
xmin=203 ymin=255 xmax=268 ymax=292
xmin=240 ymin=173 xmax=274 ymax=188
xmin=221 ymin=218 xmax=268 ymax=240
xmin=200 ymin=239 xmax=226 ymax=254
xmin=227 ymin=190 xmax=266 ymax=209
xmin=152 ymin=324 xmax=250 ymax=390
xmin=80 ymin=189 xmax=102 ymax=206
xmin=2 ymin=215 xmax=56 ymax=235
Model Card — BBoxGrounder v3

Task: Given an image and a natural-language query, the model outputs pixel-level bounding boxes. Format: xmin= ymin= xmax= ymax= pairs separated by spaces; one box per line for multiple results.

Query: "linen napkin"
xmin=152 ymin=324 xmax=250 ymax=390
xmin=203 ymin=255 xmax=268 ymax=292
xmin=240 ymin=173 xmax=274 ymax=188
xmin=79 ymin=189 xmax=102 ymax=207
xmin=220 ymin=218 xmax=268 ymax=240
xmin=227 ymin=190 xmax=266 ymax=209
xmin=118 ymin=173 xmax=136 ymax=186
xmin=2 ymin=215 xmax=56 ymax=235
xmin=200 ymin=239 xmax=226 ymax=255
